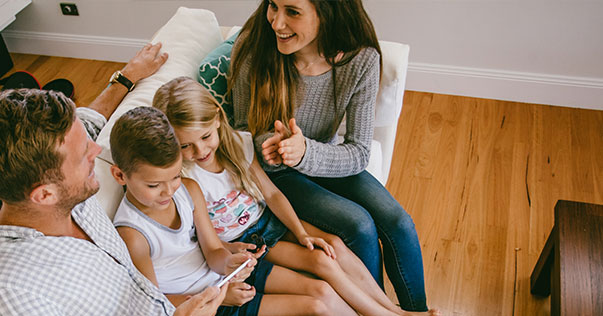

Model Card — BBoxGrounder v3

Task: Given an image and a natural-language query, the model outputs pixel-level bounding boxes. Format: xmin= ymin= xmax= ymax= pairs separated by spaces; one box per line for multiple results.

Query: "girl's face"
xmin=266 ymin=0 xmax=320 ymax=57
xmin=174 ymin=119 xmax=222 ymax=173
xmin=123 ymin=157 xmax=182 ymax=212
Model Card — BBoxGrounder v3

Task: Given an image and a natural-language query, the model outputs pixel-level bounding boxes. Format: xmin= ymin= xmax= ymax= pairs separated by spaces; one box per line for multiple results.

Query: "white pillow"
xmin=93 ymin=7 xmax=223 ymax=218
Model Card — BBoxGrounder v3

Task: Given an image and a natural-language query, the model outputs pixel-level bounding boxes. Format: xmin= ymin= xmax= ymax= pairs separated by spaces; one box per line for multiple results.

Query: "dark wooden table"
xmin=530 ymin=200 xmax=603 ymax=316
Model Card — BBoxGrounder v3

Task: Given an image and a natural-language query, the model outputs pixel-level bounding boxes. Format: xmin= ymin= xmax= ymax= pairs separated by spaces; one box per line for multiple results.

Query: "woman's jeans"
xmin=268 ymin=169 xmax=428 ymax=312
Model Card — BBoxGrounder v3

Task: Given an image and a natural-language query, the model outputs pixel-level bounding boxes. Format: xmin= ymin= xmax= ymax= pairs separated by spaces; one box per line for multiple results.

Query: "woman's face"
xmin=266 ymin=0 xmax=320 ymax=57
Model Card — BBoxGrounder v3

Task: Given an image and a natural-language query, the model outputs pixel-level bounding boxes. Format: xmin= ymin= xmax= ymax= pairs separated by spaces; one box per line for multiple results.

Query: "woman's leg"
xmin=259 ymin=265 xmax=355 ymax=316
xmin=268 ymin=169 xmax=384 ymax=286
xmin=312 ymin=170 xmax=428 ymax=312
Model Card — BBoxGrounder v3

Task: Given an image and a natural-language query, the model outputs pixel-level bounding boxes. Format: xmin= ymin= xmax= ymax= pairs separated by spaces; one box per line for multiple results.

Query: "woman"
xmin=230 ymin=0 xmax=431 ymax=312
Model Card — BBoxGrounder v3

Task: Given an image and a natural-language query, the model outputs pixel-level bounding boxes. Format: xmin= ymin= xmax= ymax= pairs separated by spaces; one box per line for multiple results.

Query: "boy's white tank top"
xmin=113 ymin=184 xmax=221 ymax=295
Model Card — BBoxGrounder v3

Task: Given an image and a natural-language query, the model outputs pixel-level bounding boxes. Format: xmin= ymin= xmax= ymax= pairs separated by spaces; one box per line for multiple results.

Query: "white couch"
xmin=93 ymin=7 xmax=409 ymax=219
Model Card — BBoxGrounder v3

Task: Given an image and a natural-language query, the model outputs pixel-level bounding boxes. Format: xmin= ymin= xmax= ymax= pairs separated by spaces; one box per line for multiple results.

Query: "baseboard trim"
xmin=3 ymin=30 xmax=147 ymax=63
xmin=407 ymin=62 xmax=603 ymax=110
xmin=4 ymin=30 xmax=602 ymax=110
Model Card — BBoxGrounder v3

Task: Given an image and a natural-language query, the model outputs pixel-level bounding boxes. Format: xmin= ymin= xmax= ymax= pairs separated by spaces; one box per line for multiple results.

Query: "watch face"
xmin=110 ymin=71 xmax=120 ymax=83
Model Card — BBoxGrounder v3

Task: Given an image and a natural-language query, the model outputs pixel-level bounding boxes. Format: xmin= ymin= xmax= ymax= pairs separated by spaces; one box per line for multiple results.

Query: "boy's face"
xmin=116 ymin=156 xmax=183 ymax=212
xmin=174 ymin=119 xmax=221 ymax=173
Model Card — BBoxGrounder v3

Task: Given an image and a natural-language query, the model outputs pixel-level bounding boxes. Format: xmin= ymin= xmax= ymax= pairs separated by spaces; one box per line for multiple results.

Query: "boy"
xmin=109 ymin=107 xmax=268 ymax=313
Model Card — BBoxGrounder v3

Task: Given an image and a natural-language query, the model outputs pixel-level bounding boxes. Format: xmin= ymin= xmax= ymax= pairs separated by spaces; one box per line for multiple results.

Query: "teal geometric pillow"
xmin=197 ymin=31 xmax=239 ymax=125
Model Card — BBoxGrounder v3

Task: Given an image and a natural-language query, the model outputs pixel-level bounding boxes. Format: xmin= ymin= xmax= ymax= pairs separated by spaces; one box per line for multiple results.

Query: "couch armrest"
xmin=374 ymin=40 xmax=409 ymax=184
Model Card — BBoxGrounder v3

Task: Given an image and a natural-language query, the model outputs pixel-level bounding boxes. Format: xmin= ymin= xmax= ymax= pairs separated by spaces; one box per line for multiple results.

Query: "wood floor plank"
xmin=5 ymin=53 xmax=602 ymax=316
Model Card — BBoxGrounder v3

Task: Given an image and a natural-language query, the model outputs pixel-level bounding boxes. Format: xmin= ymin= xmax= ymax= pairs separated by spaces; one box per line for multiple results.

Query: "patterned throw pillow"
xmin=197 ymin=31 xmax=239 ymax=125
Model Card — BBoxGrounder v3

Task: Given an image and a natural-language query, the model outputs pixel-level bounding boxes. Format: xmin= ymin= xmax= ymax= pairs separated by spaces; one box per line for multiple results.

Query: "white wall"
xmin=3 ymin=0 xmax=602 ymax=110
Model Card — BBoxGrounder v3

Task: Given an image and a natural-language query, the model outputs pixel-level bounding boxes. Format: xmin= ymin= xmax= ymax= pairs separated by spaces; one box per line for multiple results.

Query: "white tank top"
xmin=183 ymin=131 xmax=264 ymax=242
xmin=113 ymin=184 xmax=221 ymax=294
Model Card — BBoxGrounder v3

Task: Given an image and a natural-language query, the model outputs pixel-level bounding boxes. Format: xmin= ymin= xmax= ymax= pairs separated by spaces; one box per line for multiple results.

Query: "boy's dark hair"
xmin=110 ymin=106 xmax=181 ymax=175
xmin=0 ymin=89 xmax=75 ymax=203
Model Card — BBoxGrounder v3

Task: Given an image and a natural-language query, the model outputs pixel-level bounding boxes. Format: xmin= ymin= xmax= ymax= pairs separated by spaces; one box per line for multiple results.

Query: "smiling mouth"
xmin=197 ymin=152 xmax=211 ymax=162
xmin=276 ymin=32 xmax=295 ymax=39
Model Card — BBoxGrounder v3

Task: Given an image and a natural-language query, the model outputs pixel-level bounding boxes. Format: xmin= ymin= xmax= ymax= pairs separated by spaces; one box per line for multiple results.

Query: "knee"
xmin=308 ymin=250 xmax=338 ymax=276
xmin=387 ymin=208 xmax=416 ymax=233
xmin=324 ymin=234 xmax=345 ymax=251
xmin=323 ymin=234 xmax=351 ymax=258
xmin=343 ymin=215 xmax=378 ymax=243
xmin=306 ymin=280 xmax=335 ymax=315
xmin=303 ymin=297 xmax=330 ymax=316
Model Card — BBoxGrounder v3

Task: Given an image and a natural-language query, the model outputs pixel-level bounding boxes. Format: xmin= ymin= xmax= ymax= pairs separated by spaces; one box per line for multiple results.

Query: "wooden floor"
xmin=6 ymin=53 xmax=603 ymax=315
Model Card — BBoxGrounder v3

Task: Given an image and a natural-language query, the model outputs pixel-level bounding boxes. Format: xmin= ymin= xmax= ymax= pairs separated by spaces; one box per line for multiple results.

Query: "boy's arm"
xmin=250 ymin=157 xmax=335 ymax=258
xmin=182 ymin=178 xmax=257 ymax=277
xmin=116 ymin=226 xmax=159 ymax=287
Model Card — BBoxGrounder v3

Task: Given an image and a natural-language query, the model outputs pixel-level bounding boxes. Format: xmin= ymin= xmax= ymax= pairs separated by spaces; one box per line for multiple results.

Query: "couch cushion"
xmin=197 ymin=31 xmax=239 ymax=124
xmin=93 ymin=7 xmax=223 ymax=218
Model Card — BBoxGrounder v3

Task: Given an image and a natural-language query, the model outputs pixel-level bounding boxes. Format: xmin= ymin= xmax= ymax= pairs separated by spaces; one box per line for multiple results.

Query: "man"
xmin=0 ymin=43 xmax=227 ymax=315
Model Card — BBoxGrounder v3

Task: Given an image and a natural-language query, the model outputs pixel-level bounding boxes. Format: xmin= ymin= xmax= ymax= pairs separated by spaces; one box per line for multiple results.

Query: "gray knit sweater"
xmin=233 ymin=47 xmax=380 ymax=177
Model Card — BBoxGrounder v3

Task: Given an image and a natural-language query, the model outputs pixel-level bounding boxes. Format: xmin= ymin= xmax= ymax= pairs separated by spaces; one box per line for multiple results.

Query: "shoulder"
xmin=350 ymin=47 xmax=380 ymax=70
xmin=181 ymin=178 xmax=202 ymax=199
xmin=181 ymin=178 xmax=206 ymax=209
xmin=235 ymin=130 xmax=255 ymax=163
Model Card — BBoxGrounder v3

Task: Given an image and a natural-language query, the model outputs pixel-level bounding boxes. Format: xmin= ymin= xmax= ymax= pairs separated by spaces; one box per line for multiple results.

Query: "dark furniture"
xmin=530 ymin=200 xmax=603 ymax=316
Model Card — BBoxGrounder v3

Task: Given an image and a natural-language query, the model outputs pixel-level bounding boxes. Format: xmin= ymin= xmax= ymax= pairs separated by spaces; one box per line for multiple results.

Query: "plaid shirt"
xmin=0 ymin=108 xmax=176 ymax=315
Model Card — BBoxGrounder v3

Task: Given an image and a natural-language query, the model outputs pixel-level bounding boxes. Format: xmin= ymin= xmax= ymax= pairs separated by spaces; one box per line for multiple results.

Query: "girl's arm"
xmin=116 ymin=226 xmax=159 ymax=286
xmin=182 ymin=178 xmax=257 ymax=277
xmin=249 ymin=157 xmax=335 ymax=258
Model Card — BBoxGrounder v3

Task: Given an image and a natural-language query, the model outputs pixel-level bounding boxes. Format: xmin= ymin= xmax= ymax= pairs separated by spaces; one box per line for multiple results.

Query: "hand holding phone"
xmin=216 ymin=258 xmax=252 ymax=287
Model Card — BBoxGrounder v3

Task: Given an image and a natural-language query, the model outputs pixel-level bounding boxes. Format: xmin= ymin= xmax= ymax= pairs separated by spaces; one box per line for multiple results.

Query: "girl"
xmin=229 ymin=0 xmax=434 ymax=313
xmin=153 ymin=76 xmax=437 ymax=316
xmin=110 ymin=106 xmax=351 ymax=316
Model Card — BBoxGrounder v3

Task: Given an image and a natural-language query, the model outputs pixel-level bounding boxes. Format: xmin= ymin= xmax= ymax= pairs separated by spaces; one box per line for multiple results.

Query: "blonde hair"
xmin=153 ymin=76 xmax=263 ymax=202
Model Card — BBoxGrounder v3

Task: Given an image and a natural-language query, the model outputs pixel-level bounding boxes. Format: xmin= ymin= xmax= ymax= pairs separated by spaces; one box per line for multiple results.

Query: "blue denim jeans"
xmin=268 ymin=169 xmax=428 ymax=311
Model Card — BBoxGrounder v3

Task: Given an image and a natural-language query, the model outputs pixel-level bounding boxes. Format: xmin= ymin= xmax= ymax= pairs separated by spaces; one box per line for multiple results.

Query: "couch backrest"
xmin=93 ymin=7 xmax=408 ymax=219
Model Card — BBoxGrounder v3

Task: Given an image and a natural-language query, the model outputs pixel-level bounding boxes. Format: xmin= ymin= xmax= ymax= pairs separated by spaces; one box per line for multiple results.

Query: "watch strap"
xmin=110 ymin=71 xmax=135 ymax=91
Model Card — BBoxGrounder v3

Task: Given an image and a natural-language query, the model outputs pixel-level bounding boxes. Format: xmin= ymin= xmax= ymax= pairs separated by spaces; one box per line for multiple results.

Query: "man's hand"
xmin=278 ymin=118 xmax=306 ymax=167
xmin=173 ymin=285 xmax=227 ymax=316
xmin=86 ymin=42 xmax=168 ymax=119
xmin=261 ymin=120 xmax=289 ymax=166
xmin=121 ymin=42 xmax=168 ymax=84
xmin=222 ymin=282 xmax=256 ymax=307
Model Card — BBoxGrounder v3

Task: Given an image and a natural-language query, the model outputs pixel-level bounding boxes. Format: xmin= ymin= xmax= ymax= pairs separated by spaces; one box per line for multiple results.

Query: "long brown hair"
xmin=229 ymin=0 xmax=382 ymax=137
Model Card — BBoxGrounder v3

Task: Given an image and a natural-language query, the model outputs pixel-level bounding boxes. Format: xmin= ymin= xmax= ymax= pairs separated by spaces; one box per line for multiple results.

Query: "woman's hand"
xmin=222 ymin=282 xmax=256 ymax=307
xmin=297 ymin=234 xmax=336 ymax=260
xmin=261 ymin=120 xmax=288 ymax=166
xmin=278 ymin=118 xmax=306 ymax=167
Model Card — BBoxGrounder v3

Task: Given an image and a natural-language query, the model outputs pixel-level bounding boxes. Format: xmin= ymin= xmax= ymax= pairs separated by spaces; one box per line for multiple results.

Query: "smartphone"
xmin=216 ymin=258 xmax=252 ymax=287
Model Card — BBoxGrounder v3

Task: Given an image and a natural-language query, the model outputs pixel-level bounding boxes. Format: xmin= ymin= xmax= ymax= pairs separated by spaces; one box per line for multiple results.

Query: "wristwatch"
xmin=109 ymin=70 xmax=135 ymax=92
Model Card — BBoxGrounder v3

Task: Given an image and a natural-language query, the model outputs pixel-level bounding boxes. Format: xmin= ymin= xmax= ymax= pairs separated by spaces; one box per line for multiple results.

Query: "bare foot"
xmin=401 ymin=309 xmax=441 ymax=316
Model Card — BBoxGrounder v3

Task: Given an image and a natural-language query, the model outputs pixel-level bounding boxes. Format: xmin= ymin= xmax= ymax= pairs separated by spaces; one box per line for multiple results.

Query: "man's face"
xmin=56 ymin=119 xmax=102 ymax=210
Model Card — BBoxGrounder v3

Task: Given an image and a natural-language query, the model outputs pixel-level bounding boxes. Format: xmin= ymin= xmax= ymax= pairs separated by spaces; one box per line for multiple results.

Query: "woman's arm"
xmin=293 ymin=49 xmax=381 ymax=177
